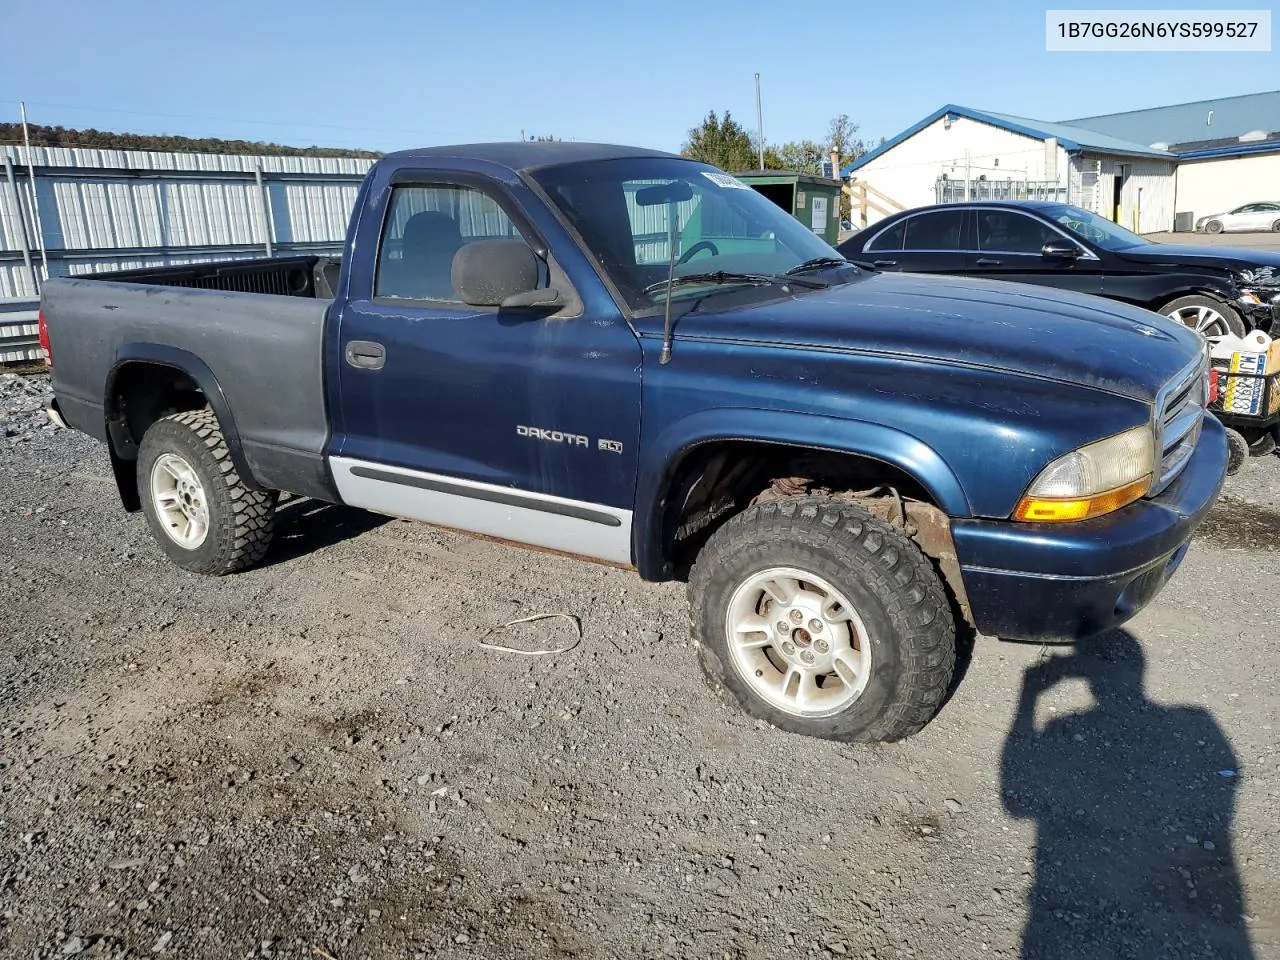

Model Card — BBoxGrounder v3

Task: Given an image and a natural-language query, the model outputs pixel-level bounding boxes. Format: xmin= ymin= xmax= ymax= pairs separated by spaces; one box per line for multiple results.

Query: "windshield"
xmin=1041 ymin=203 xmax=1149 ymax=251
xmin=530 ymin=157 xmax=844 ymax=310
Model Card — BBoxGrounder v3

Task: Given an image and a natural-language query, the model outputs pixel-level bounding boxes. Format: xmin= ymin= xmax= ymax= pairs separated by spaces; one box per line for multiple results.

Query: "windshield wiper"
xmin=644 ymin=270 xmax=828 ymax=298
xmin=653 ymin=270 xmax=827 ymax=364
xmin=785 ymin=256 xmax=853 ymax=276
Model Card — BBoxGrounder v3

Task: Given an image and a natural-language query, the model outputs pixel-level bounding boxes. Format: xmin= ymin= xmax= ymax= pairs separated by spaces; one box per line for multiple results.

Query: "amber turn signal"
xmin=1014 ymin=475 xmax=1152 ymax=523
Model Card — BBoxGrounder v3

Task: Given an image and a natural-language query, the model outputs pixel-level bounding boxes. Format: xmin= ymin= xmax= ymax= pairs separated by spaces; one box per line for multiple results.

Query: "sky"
xmin=2 ymin=0 xmax=1277 ymax=156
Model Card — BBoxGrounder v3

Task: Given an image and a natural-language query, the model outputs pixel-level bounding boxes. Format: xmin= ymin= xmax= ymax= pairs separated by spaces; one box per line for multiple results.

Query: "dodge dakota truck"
xmin=40 ymin=142 xmax=1228 ymax=743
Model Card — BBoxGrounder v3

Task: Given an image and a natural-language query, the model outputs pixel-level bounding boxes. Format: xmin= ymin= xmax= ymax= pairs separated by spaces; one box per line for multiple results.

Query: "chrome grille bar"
xmin=1152 ymin=357 xmax=1206 ymax=495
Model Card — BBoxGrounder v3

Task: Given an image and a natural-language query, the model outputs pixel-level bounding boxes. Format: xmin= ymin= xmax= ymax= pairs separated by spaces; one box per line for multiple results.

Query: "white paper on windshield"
xmin=701 ymin=172 xmax=749 ymax=189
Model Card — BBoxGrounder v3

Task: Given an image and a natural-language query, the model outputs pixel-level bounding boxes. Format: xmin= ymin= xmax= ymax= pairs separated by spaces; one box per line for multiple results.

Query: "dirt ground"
xmin=1 ymin=371 xmax=1277 ymax=960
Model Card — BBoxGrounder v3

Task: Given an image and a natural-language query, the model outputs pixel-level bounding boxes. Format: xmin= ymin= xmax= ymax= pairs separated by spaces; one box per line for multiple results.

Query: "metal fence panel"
xmin=1 ymin=146 xmax=374 ymax=299
xmin=0 ymin=298 xmax=41 ymax=362
xmin=934 ymin=178 xmax=1068 ymax=205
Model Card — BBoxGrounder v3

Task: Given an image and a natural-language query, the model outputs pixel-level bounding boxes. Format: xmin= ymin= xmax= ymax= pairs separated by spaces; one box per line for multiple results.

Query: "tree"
xmin=828 ymin=114 xmax=860 ymax=163
xmin=681 ymin=110 xmax=758 ymax=172
xmin=774 ymin=139 xmax=827 ymax=174
xmin=827 ymin=114 xmax=877 ymax=222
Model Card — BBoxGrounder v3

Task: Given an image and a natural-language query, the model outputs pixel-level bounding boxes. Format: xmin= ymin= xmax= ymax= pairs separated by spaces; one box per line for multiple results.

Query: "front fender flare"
xmin=632 ymin=408 xmax=970 ymax=580
xmin=105 ymin=343 xmax=262 ymax=496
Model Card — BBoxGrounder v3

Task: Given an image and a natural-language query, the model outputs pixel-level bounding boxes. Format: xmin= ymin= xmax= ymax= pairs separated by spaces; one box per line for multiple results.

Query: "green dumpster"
xmin=732 ymin=170 xmax=844 ymax=246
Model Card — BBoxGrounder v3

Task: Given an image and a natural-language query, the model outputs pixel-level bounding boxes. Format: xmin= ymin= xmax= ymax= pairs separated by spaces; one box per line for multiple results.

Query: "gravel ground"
xmin=1 ymin=371 xmax=1277 ymax=960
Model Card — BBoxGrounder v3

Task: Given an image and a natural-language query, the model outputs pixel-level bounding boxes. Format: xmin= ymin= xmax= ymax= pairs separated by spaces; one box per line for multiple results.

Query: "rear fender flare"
xmin=632 ymin=409 xmax=970 ymax=579
xmin=105 ymin=343 xmax=262 ymax=494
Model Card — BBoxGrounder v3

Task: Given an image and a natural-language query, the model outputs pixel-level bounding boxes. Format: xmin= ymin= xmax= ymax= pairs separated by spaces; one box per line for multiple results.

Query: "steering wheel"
xmin=677 ymin=240 xmax=719 ymax=265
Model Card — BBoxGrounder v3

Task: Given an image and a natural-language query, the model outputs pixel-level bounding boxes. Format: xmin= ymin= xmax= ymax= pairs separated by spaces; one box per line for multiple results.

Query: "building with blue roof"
xmin=842 ymin=91 xmax=1279 ymax=234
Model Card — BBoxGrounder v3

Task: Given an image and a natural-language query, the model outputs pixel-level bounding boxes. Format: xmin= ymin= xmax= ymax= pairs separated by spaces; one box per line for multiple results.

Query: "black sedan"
xmin=836 ymin=201 xmax=1280 ymax=342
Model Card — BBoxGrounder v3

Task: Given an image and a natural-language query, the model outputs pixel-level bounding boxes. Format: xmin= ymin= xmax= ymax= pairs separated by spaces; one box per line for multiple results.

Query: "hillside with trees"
xmin=0 ymin=123 xmax=383 ymax=158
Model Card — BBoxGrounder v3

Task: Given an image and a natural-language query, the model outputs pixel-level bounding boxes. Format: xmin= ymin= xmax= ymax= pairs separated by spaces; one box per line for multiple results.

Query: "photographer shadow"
xmin=1001 ymin=630 xmax=1254 ymax=959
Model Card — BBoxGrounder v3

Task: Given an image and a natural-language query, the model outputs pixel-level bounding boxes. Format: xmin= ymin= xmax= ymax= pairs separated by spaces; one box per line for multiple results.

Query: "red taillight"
xmin=37 ymin=309 xmax=51 ymax=366
xmin=1207 ymin=368 xmax=1220 ymax=405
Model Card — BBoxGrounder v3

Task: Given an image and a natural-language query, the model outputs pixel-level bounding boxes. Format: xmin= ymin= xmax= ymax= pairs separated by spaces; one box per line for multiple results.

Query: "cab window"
xmin=375 ymin=184 xmax=525 ymax=301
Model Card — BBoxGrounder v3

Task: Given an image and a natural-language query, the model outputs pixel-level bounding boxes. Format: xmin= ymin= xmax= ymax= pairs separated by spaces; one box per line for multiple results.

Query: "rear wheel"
xmin=688 ymin=496 xmax=956 ymax=742
xmin=137 ymin=410 xmax=277 ymax=575
xmin=1163 ymin=295 xmax=1245 ymax=344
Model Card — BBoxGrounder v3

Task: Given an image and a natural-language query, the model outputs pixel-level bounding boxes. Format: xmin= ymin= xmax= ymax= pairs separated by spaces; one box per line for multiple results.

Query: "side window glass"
xmin=375 ymin=184 xmax=524 ymax=301
xmin=866 ymin=220 xmax=905 ymax=252
xmin=977 ymin=212 xmax=1059 ymax=254
xmin=903 ymin=210 xmax=965 ymax=250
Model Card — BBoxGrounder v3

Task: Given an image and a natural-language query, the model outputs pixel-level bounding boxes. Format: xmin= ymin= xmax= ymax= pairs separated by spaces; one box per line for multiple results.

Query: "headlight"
xmin=1014 ymin=424 xmax=1155 ymax=522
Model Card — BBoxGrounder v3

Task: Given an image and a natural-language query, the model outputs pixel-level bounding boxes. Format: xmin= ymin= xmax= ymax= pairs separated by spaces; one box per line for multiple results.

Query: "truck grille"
xmin=1152 ymin=358 xmax=1205 ymax=495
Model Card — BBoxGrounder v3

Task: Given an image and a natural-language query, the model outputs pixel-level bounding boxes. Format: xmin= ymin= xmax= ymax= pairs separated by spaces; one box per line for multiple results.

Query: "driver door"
xmin=331 ymin=175 xmax=644 ymax=564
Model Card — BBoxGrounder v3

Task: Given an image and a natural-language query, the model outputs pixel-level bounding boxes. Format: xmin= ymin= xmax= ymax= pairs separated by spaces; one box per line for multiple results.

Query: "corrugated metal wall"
xmin=1072 ymin=154 xmax=1176 ymax=232
xmin=1 ymin=146 xmax=375 ymax=298
xmin=0 ymin=298 xmax=41 ymax=363
xmin=1120 ymin=159 xmax=1176 ymax=234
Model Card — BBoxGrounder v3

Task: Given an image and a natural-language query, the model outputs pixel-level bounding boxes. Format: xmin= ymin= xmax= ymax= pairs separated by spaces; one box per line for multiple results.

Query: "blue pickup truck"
xmin=40 ymin=142 xmax=1227 ymax=742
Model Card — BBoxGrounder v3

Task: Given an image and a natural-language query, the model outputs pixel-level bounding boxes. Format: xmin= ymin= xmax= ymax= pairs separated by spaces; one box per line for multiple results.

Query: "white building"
xmin=844 ymin=91 xmax=1280 ymax=234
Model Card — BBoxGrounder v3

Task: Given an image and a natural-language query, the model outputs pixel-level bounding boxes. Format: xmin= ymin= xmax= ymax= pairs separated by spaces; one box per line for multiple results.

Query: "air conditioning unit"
xmin=1173 ymin=212 xmax=1194 ymax=232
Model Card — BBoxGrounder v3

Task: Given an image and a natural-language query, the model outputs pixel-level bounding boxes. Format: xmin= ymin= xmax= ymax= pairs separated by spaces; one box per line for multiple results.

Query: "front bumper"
xmin=1238 ymin=296 xmax=1280 ymax=333
xmin=952 ymin=414 xmax=1228 ymax=642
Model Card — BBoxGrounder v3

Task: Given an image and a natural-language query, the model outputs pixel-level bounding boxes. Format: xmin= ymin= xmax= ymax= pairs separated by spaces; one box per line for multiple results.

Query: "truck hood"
xmin=667 ymin=272 xmax=1202 ymax=402
xmin=1113 ymin=242 xmax=1280 ymax=274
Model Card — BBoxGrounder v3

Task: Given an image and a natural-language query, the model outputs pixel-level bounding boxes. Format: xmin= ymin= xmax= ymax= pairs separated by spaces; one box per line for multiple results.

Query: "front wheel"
xmin=137 ymin=410 xmax=277 ymax=575
xmin=1205 ymin=220 xmax=1223 ymax=235
xmin=688 ymin=496 xmax=956 ymax=742
xmin=1225 ymin=428 xmax=1249 ymax=475
xmin=1247 ymin=429 xmax=1277 ymax=458
xmin=1163 ymin=295 xmax=1246 ymax=343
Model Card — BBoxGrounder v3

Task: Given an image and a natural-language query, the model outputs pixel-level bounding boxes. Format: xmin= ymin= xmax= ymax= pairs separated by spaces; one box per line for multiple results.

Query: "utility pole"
xmin=754 ymin=73 xmax=764 ymax=170
xmin=2 ymin=153 xmax=36 ymax=294
xmin=19 ymin=101 xmax=49 ymax=281
xmin=520 ymin=128 xmax=525 ymax=142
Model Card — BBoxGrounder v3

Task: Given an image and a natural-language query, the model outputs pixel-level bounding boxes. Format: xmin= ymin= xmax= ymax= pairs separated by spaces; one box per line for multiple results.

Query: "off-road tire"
xmin=688 ymin=496 xmax=956 ymax=742
xmin=1225 ymin=427 xmax=1249 ymax=475
xmin=137 ymin=410 xmax=277 ymax=575
xmin=1246 ymin=429 xmax=1277 ymax=458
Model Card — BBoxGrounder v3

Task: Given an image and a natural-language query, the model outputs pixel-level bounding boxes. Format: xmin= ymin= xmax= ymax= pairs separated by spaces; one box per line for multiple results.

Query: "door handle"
xmin=975 ymin=258 xmax=1002 ymax=266
xmin=872 ymin=259 xmax=898 ymax=267
xmin=345 ymin=340 xmax=386 ymax=371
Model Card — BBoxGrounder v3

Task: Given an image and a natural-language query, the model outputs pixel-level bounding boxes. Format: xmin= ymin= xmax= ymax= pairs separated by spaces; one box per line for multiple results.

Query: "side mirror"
xmin=452 ymin=239 xmax=563 ymax=309
xmin=1041 ymin=239 xmax=1082 ymax=260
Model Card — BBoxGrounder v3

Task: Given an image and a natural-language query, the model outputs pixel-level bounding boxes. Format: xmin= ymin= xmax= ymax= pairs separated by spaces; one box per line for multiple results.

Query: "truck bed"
xmin=91 ymin=254 xmax=343 ymax=300
xmin=42 ymin=262 xmax=337 ymax=501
